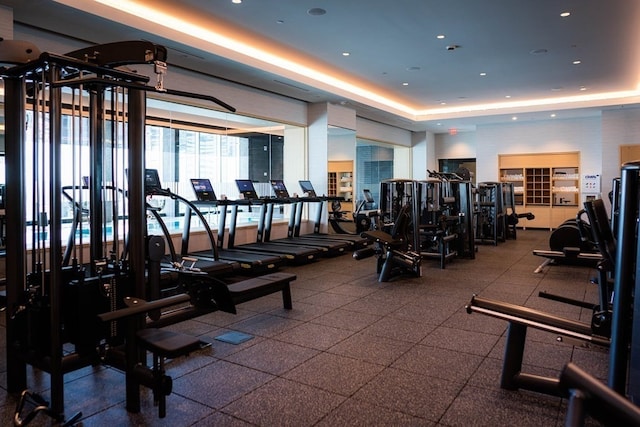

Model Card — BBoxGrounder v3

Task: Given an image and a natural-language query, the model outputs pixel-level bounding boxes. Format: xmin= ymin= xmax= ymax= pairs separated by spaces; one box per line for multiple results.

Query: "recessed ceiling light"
xmin=232 ymin=0 xmax=242 ymax=3
xmin=436 ymin=34 xmax=445 ymax=39
xmin=560 ymin=11 xmax=571 ymax=17
xmin=342 ymin=52 xmax=350 ymax=56
xmin=512 ymin=116 xmax=518 ymax=121
xmin=530 ymin=48 xmax=548 ymax=55
xmin=579 ymin=86 xmax=587 ymax=91
xmin=550 ymin=113 xmax=557 ymax=118
xmin=505 ymin=95 xmax=511 ymax=99
xmin=440 ymin=101 xmax=447 ymax=105
xmin=307 ymin=8 xmax=326 ymax=16
xmin=572 ymin=60 xmax=581 ymax=65
xmin=479 ymin=72 xmax=487 ymax=76
xmin=402 ymin=82 xmax=409 ymax=86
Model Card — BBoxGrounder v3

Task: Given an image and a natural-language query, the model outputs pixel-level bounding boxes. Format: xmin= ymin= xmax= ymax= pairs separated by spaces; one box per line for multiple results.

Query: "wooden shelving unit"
xmin=525 ymin=168 xmax=551 ymax=205
xmin=499 ymin=152 xmax=580 ymax=229
xmin=552 ymin=167 xmax=580 ymax=206
xmin=500 ymin=168 xmax=524 ymax=205
xmin=328 ymin=160 xmax=354 ymax=212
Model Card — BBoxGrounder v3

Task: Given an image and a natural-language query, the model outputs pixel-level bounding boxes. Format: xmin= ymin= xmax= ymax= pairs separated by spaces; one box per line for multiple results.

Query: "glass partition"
xmin=355 ymin=138 xmax=410 ymax=207
xmin=11 ymin=93 xmax=306 ymax=236
xmin=145 ymin=98 xmax=303 ymax=228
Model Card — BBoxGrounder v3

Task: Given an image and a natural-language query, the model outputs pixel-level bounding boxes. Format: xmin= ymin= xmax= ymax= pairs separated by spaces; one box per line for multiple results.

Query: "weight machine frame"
xmin=4 ymin=51 xmax=150 ymax=420
xmin=2 ymin=40 xmax=237 ymax=423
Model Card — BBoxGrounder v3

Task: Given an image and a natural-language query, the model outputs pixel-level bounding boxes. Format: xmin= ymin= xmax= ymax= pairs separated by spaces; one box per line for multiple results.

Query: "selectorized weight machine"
xmin=2 ymin=39 xmax=296 ymax=425
xmin=4 ymin=40 xmax=163 ymax=424
xmin=474 ymin=181 xmax=506 ymax=245
xmin=354 ymin=175 xmax=476 ymax=281
xmin=354 ymin=179 xmax=421 ymax=282
xmin=417 ymin=173 xmax=475 ymax=267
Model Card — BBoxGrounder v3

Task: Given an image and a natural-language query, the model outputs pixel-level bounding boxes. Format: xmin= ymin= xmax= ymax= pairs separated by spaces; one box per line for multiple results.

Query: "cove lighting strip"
xmin=56 ymin=0 xmax=413 ymax=117
xmin=56 ymin=0 xmax=640 ymax=121
xmin=416 ymin=90 xmax=640 ymax=119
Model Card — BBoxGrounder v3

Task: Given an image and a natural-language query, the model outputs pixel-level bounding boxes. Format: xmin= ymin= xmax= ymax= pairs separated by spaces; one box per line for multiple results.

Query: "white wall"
xmin=328 ymin=133 xmax=356 ymax=161
xmin=356 ymin=117 xmax=413 ymax=147
xmin=602 ymin=107 xmax=640 ymax=203
xmin=476 ymin=116 xmax=601 ymax=185
xmin=411 ymin=131 xmax=429 ymax=180
xmin=393 ymin=146 xmax=412 ymax=179
xmin=307 ymin=103 xmax=329 ymax=195
xmin=283 ymin=126 xmax=307 ymax=194
xmin=434 ymin=131 xmax=477 ymax=172
xmin=435 ymin=116 xmax=604 ymax=194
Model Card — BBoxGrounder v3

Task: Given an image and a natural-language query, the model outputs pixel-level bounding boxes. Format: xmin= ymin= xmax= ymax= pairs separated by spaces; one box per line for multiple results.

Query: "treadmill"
xmin=215 ymin=179 xmax=322 ymax=264
xmin=267 ymin=179 xmax=354 ymax=254
xmin=143 ymin=169 xmax=237 ymax=276
xmin=181 ymin=178 xmax=285 ymax=274
xmin=295 ymin=180 xmax=370 ymax=249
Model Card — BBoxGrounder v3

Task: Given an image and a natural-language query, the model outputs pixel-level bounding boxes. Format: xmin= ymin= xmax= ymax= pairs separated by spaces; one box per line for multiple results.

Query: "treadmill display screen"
xmin=235 ymin=179 xmax=259 ymax=200
xmin=191 ymin=178 xmax=217 ymax=202
xmin=298 ymin=180 xmax=316 ymax=197
xmin=144 ymin=169 xmax=162 ymax=193
xmin=270 ymin=180 xmax=290 ymax=199
xmin=363 ymin=189 xmax=374 ymax=203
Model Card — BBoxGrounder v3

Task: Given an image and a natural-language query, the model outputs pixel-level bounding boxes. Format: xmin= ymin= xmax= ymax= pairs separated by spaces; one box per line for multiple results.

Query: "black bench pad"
xmin=137 ymin=328 xmax=202 ymax=359
xmin=228 ymin=272 xmax=296 ymax=309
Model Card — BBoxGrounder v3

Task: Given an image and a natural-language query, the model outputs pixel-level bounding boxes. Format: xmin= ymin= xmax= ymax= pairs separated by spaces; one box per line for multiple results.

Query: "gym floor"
xmin=0 ymin=229 xmax=608 ymax=426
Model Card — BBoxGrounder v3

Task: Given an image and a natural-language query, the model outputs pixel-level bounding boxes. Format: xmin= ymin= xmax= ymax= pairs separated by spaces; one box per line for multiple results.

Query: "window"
xmin=19 ymin=98 xmax=303 ymax=231
xmin=356 ymin=140 xmax=395 ymax=206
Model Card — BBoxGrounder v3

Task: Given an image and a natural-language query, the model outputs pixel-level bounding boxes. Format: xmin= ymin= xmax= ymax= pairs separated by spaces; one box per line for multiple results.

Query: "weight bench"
xmin=97 ymin=271 xmax=296 ymax=418
xmin=138 ymin=272 xmax=296 ymax=416
xmin=354 ymin=228 xmax=421 ymax=282
xmin=227 ymin=272 xmax=295 ymax=309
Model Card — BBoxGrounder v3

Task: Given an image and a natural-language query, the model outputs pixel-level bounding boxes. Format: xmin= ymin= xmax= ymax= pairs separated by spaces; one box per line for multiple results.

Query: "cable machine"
xmin=475 ymin=181 xmax=506 ymax=245
xmin=416 ymin=173 xmax=475 ymax=268
xmin=354 ymin=179 xmax=421 ymax=282
xmin=2 ymin=40 xmax=240 ymax=423
xmin=4 ymin=42 xmax=152 ymax=422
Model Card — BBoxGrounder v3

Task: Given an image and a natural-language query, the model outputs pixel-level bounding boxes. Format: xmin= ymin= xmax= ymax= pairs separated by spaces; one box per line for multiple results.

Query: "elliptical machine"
xmin=329 ymin=189 xmax=379 ymax=235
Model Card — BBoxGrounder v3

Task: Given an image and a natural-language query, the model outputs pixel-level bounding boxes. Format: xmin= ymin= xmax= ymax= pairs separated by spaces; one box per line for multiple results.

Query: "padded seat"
xmin=228 ymin=272 xmax=295 ymax=309
xmin=137 ymin=328 xmax=202 ymax=359
xmin=136 ymin=327 xmax=203 ymax=418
